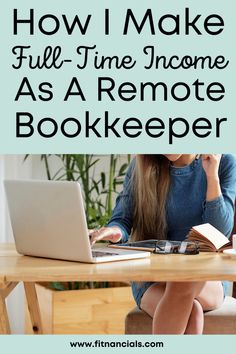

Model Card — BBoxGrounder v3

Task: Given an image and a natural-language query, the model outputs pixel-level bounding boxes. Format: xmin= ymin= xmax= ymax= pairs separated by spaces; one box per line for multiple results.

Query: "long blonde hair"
xmin=131 ymin=155 xmax=171 ymax=241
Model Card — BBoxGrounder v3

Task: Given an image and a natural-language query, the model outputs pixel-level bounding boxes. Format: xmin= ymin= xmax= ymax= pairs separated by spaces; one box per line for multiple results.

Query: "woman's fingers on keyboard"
xmin=89 ymin=229 xmax=106 ymax=245
xmin=88 ymin=229 xmax=96 ymax=235
xmin=89 ymin=227 xmax=122 ymax=245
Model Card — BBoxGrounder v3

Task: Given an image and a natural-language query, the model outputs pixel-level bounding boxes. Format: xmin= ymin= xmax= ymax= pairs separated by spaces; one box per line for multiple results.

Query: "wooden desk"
xmin=1 ymin=243 xmax=236 ymax=334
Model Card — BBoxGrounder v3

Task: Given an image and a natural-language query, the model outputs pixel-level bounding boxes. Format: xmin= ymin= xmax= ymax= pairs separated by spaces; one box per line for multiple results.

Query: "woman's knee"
xmin=196 ymin=281 xmax=224 ymax=311
xmin=165 ymin=282 xmax=205 ymax=299
xmin=140 ymin=283 xmax=166 ymax=317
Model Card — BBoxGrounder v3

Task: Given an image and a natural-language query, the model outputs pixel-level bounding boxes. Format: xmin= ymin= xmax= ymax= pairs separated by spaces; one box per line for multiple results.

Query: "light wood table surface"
xmin=0 ymin=243 xmax=236 ymax=334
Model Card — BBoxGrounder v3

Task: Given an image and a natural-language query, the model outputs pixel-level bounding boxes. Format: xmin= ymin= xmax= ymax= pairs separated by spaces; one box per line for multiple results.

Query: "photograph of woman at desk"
xmin=89 ymin=154 xmax=236 ymax=334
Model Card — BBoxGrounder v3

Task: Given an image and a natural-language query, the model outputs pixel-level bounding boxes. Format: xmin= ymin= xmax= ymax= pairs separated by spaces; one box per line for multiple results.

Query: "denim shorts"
xmin=131 ymin=281 xmax=229 ymax=309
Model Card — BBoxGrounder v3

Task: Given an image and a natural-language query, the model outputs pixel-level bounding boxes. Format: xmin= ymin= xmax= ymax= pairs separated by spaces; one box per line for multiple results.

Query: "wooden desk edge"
xmin=4 ymin=274 xmax=236 ymax=283
xmin=1 ymin=244 xmax=236 ymax=282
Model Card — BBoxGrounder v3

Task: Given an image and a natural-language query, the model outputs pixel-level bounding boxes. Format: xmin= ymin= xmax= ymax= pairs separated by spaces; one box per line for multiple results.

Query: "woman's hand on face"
xmin=201 ymin=154 xmax=222 ymax=179
xmin=88 ymin=226 xmax=122 ymax=246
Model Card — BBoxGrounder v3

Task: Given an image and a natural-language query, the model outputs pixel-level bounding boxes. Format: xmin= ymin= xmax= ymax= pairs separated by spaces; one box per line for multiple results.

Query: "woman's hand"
xmin=88 ymin=226 xmax=123 ymax=246
xmin=201 ymin=154 xmax=222 ymax=201
xmin=201 ymin=154 xmax=222 ymax=179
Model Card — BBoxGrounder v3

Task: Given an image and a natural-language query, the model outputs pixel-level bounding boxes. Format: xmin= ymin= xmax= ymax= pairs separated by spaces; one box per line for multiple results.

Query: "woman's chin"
xmin=163 ymin=154 xmax=182 ymax=162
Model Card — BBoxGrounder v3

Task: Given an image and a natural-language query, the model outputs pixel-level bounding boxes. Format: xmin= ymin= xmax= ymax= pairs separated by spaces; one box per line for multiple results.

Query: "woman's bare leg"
xmin=185 ymin=281 xmax=224 ymax=334
xmin=140 ymin=281 xmax=224 ymax=334
xmin=184 ymin=299 xmax=204 ymax=334
xmin=140 ymin=282 xmax=166 ymax=317
xmin=141 ymin=285 xmax=204 ymax=334
xmin=151 ymin=282 xmax=205 ymax=334
xmin=196 ymin=281 xmax=224 ymax=310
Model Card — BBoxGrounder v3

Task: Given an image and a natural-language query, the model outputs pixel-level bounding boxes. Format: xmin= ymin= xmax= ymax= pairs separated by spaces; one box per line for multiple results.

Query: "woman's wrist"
xmin=106 ymin=226 xmax=123 ymax=243
xmin=205 ymin=173 xmax=219 ymax=181
xmin=206 ymin=175 xmax=221 ymax=201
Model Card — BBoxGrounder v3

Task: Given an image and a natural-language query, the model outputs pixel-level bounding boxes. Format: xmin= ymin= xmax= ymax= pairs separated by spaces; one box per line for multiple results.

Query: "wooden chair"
xmin=125 ymin=214 xmax=236 ymax=334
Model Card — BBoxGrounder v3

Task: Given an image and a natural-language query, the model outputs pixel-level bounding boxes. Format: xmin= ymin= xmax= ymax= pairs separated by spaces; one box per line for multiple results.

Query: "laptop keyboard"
xmin=92 ymin=250 xmax=119 ymax=257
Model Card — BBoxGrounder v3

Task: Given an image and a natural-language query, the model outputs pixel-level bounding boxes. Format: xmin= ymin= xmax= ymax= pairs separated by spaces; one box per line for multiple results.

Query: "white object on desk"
xmin=223 ymin=249 xmax=236 ymax=259
xmin=223 ymin=235 xmax=236 ymax=259
xmin=233 ymin=234 xmax=236 ymax=251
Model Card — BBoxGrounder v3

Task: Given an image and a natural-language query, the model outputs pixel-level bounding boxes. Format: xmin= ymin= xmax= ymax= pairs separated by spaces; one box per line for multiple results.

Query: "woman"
xmin=89 ymin=154 xmax=236 ymax=334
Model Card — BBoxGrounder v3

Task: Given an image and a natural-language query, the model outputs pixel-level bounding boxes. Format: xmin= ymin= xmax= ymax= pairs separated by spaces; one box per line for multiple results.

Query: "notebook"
xmin=186 ymin=223 xmax=231 ymax=252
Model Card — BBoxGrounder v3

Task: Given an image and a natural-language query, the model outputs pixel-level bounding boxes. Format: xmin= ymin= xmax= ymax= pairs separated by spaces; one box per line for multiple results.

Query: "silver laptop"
xmin=4 ymin=180 xmax=150 ymax=263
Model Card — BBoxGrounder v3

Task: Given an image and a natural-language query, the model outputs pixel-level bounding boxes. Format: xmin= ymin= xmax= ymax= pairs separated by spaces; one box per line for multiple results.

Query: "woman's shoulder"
xmin=126 ymin=157 xmax=136 ymax=177
xmin=219 ymin=154 xmax=236 ymax=176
